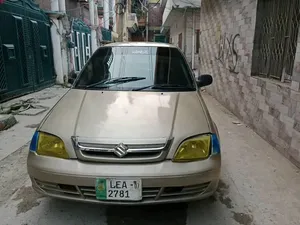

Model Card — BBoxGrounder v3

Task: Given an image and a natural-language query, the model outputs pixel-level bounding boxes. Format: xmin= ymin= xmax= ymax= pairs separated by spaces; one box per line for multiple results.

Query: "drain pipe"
xmin=191 ymin=9 xmax=195 ymax=69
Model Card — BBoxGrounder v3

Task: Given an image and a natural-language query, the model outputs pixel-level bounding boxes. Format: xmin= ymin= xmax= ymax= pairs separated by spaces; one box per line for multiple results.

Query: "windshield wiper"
xmin=83 ymin=77 xmax=146 ymax=89
xmin=132 ymin=84 xmax=195 ymax=91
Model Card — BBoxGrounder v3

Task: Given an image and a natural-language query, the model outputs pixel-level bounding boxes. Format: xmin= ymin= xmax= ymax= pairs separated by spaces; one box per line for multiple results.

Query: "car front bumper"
xmin=27 ymin=152 xmax=221 ymax=205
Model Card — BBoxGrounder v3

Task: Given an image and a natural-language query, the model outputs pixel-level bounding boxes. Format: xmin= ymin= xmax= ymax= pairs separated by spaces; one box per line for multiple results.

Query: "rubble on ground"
xmin=0 ymin=115 xmax=17 ymax=131
xmin=0 ymin=98 xmax=49 ymax=116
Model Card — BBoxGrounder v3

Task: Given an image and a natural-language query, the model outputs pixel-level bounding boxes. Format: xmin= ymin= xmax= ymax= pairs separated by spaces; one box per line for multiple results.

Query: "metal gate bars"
xmin=254 ymin=0 xmax=300 ymax=81
xmin=0 ymin=0 xmax=55 ymax=103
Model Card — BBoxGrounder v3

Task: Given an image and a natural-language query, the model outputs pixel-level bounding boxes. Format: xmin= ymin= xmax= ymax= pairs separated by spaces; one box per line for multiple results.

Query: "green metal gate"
xmin=0 ymin=0 xmax=55 ymax=103
xmin=71 ymin=18 xmax=91 ymax=72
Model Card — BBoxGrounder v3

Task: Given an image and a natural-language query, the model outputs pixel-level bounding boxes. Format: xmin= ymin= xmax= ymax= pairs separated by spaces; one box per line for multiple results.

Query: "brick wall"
xmin=199 ymin=0 xmax=300 ymax=167
xmin=148 ymin=3 xmax=163 ymax=27
xmin=65 ymin=0 xmax=81 ymax=19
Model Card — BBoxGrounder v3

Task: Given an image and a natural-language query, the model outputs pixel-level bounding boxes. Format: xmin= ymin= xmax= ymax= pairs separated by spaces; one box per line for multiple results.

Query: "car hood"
xmin=40 ymin=89 xmax=211 ymax=158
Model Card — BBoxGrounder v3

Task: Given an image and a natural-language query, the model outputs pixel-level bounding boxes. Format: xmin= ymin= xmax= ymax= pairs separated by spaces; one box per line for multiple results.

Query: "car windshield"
xmin=74 ymin=46 xmax=196 ymax=91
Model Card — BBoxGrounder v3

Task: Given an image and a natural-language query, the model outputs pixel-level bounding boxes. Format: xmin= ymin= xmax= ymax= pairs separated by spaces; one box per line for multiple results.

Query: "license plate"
xmin=95 ymin=178 xmax=142 ymax=201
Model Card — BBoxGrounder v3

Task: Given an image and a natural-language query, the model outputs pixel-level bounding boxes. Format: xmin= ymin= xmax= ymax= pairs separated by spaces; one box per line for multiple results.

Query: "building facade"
xmin=147 ymin=0 xmax=164 ymax=42
xmin=199 ymin=0 xmax=300 ymax=166
xmin=0 ymin=0 xmax=56 ymax=102
xmin=161 ymin=0 xmax=200 ymax=69
xmin=34 ymin=0 xmax=110 ymax=83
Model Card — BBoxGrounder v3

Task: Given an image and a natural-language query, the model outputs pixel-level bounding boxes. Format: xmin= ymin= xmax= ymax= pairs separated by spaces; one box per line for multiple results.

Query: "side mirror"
xmin=196 ymin=74 xmax=213 ymax=87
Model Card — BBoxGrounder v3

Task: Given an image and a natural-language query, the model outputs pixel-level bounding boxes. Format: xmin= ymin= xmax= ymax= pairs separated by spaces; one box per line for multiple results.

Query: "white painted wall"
xmin=169 ymin=9 xmax=200 ymax=68
xmin=162 ymin=0 xmax=201 ymax=25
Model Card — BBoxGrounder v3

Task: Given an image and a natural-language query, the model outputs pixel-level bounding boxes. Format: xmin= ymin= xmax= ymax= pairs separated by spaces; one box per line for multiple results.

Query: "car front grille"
xmin=34 ymin=179 xmax=210 ymax=203
xmin=71 ymin=136 xmax=173 ymax=163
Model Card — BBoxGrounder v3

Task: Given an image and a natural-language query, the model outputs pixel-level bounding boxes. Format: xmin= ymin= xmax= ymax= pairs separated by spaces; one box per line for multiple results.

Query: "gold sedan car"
xmin=27 ymin=42 xmax=221 ymax=205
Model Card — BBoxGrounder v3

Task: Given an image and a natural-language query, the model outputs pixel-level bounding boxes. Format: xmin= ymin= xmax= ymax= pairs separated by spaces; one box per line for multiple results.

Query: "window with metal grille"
xmin=252 ymin=0 xmax=300 ymax=82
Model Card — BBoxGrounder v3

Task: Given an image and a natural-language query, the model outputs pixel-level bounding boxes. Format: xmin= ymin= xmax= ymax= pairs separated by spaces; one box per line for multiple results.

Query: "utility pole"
xmin=115 ymin=2 xmax=125 ymax=42
xmin=103 ymin=0 xmax=110 ymax=29
xmin=112 ymin=0 xmax=116 ymax=29
xmin=146 ymin=9 xmax=149 ymax=41
xmin=50 ymin=0 xmax=64 ymax=84
xmin=89 ymin=0 xmax=98 ymax=53
xmin=139 ymin=0 xmax=149 ymax=41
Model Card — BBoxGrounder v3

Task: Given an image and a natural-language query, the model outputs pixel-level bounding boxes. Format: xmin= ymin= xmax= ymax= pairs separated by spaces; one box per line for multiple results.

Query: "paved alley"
xmin=0 ymin=91 xmax=300 ymax=225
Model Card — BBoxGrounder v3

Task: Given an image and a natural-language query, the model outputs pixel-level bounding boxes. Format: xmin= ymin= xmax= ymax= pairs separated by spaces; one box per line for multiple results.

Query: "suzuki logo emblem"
xmin=113 ymin=143 xmax=129 ymax=158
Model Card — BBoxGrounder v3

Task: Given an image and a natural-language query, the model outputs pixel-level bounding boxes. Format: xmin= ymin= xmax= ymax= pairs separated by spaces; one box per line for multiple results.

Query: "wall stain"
xmin=219 ymin=195 xmax=234 ymax=209
xmin=13 ymin=186 xmax=43 ymax=215
xmin=218 ymin=179 xmax=229 ymax=189
xmin=217 ymin=179 xmax=234 ymax=209
xmin=216 ymin=32 xmax=240 ymax=74
xmin=232 ymin=212 xmax=254 ymax=225
xmin=106 ymin=203 xmax=187 ymax=225
xmin=217 ymin=180 xmax=254 ymax=224
xmin=25 ymin=123 xmax=39 ymax=128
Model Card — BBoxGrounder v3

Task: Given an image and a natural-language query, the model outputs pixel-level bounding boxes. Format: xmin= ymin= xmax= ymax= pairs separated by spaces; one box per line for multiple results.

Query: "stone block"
xmin=279 ymin=113 xmax=295 ymax=126
xmin=252 ymin=85 xmax=261 ymax=93
xmin=242 ymin=86 xmax=250 ymax=94
xmin=0 ymin=115 xmax=18 ymax=131
xmin=263 ymin=111 xmax=274 ymax=124
xmin=275 ymin=103 xmax=289 ymax=115
xmin=269 ymin=92 xmax=283 ymax=104
xmin=288 ymin=99 xmax=298 ymax=118
xmin=258 ymin=102 xmax=269 ymax=111
xmin=291 ymin=81 xmax=300 ymax=92
xmin=277 ymin=85 xmax=291 ymax=97
xmin=282 ymin=95 xmax=291 ymax=107
xmin=269 ymin=106 xmax=280 ymax=119
xmin=291 ymin=90 xmax=300 ymax=102
xmin=287 ymin=147 xmax=300 ymax=167
xmin=271 ymin=133 xmax=290 ymax=149
xmin=238 ymin=19 xmax=244 ymax=26
xmin=239 ymin=78 xmax=246 ymax=87
xmin=246 ymin=37 xmax=253 ymax=43
xmin=255 ymin=93 xmax=265 ymax=103
xmin=293 ymin=121 xmax=300 ymax=133
xmin=257 ymin=78 xmax=266 ymax=88
xmin=291 ymin=130 xmax=300 ymax=149
xmin=265 ymin=82 xmax=278 ymax=92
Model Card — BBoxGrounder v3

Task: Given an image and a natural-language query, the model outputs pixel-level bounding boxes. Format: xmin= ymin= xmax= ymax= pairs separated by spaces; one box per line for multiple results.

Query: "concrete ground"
xmin=0 ymin=89 xmax=300 ymax=225
xmin=0 ymin=86 xmax=68 ymax=161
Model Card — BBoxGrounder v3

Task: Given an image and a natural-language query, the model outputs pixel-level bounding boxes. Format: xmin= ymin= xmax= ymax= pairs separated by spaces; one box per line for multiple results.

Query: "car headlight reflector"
xmin=173 ymin=134 xmax=211 ymax=162
xmin=30 ymin=131 xmax=69 ymax=159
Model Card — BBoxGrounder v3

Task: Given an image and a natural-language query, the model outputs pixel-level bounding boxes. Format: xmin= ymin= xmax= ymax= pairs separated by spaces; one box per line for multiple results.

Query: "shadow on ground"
xmin=106 ymin=203 xmax=188 ymax=225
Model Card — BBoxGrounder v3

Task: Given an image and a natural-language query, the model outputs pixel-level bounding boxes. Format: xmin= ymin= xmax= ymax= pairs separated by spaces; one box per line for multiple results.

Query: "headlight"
xmin=173 ymin=134 xmax=220 ymax=162
xmin=29 ymin=131 xmax=69 ymax=159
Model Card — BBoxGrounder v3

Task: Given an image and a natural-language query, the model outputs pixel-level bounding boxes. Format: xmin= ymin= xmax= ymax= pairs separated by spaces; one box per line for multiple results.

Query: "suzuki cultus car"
xmin=27 ymin=42 xmax=221 ymax=205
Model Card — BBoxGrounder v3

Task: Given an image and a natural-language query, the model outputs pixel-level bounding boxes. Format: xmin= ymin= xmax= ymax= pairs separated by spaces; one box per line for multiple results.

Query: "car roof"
xmin=103 ymin=42 xmax=177 ymax=48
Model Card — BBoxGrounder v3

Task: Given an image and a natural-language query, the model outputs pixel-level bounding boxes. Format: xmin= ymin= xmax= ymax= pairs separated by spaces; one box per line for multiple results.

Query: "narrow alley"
xmin=0 ymin=88 xmax=299 ymax=225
